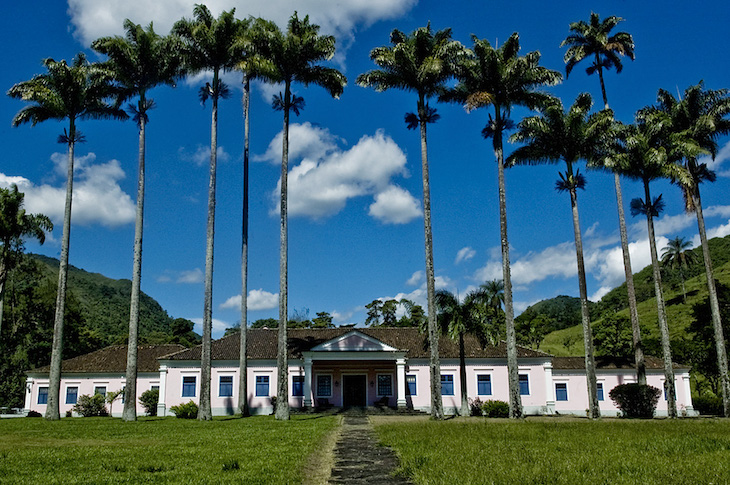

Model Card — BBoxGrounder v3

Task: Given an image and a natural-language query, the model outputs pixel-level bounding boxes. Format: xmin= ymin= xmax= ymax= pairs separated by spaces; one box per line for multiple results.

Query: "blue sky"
xmin=2 ymin=0 xmax=730 ymax=338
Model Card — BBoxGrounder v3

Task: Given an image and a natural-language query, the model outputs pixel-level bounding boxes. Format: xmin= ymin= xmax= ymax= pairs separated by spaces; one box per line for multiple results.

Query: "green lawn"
xmin=0 ymin=414 xmax=338 ymax=484
xmin=372 ymin=416 xmax=730 ymax=485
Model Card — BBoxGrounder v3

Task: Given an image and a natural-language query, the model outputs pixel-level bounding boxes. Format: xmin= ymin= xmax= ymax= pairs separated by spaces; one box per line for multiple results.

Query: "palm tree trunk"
xmin=0 ymin=255 xmax=6 ymax=341
xmin=458 ymin=331 xmax=468 ymax=416
xmin=568 ymin=177 xmax=600 ymax=419
xmin=494 ymin=113 xmax=522 ymax=419
xmin=692 ymin=187 xmax=730 ymax=417
xmin=46 ymin=121 xmax=76 ymax=421
xmin=598 ymin=67 xmax=646 ymax=385
xmin=239 ymin=76 xmax=250 ymax=417
xmin=199 ymin=79 xmax=219 ymax=421
xmin=276 ymin=81 xmax=291 ymax=421
xmin=644 ymin=182 xmax=677 ymax=418
xmin=123 ymin=98 xmax=147 ymax=422
xmin=419 ymin=98 xmax=442 ymax=420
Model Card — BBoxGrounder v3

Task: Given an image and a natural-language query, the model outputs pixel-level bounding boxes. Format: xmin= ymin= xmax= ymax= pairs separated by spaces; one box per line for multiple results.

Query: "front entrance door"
xmin=342 ymin=375 xmax=367 ymax=407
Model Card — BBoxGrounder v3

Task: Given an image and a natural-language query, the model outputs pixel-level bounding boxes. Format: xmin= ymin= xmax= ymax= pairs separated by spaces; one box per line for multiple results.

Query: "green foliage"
xmin=250 ymin=318 xmax=278 ymax=329
xmin=515 ymin=312 xmax=553 ymax=349
xmin=73 ymin=394 xmax=109 ymax=417
xmin=693 ymin=394 xmax=724 ymax=416
xmin=0 ymin=414 xmax=338 ymax=483
xmin=311 ymin=311 xmax=334 ymax=328
xmin=139 ymin=389 xmax=159 ymax=416
xmin=468 ymin=398 xmax=484 ymax=416
xmin=593 ymin=312 xmax=633 ymax=358
xmin=516 ymin=295 xmax=597 ymax=333
xmin=481 ymin=400 xmax=510 ymax=418
xmin=609 ymin=383 xmax=661 ymax=418
xmin=25 ymin=410 xmax=41 ymax=418
xmin=170 ymin=400 xmax=198 ymax=419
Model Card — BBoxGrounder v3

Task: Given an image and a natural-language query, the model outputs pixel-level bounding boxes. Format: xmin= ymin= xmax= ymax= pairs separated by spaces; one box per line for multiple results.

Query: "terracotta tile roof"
xmin=29 ymin=344 xmax=185 ymax=374
xmin=164 ymin=327 xmax=551 ymax=361
xmin=552 ymin=355 xmax=688 ymax=370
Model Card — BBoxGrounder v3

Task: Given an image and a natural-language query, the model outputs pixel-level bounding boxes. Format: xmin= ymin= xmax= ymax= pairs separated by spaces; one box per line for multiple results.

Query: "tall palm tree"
xmin=358 ymin=25 xmax=465 ymax=420
xmin=232 ymin=15 xmax=255 ymax=418
xmin=250 ymin=13 xmax=346 ymax=420
xmin=509 ymin=93 xmax=614 ymax=419
xmin=7 ymin=53 xmax=125 ymax=420
xmin=607 ymin=117 xmax=697 ymax=418
xmin=480 ymin=279 xmax=504 ymax=310
xmin=561 ymin=13 xmax=645 ymax=385
xmin=435 ymin=289 xmax=499 ymax=416
xmin=661 ymin=236 xmax=696 ymax=302
xmin=92 ymin=20 xmax=181 ymax=422
xmin=446 ymin=33 xmax=561 ymax=418
xmin=0 ymin=186 xmax=53 ymax=336
xmin=650 ymin=82 xmax=730 ymax=416
xmin=173 ymin=5 xmax=240 ymax=421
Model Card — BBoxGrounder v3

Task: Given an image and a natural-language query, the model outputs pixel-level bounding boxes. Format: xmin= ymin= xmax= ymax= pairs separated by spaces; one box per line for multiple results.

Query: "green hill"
xmin=0 ymin=253 xmax=199 ymax=408
xmin=536 ymin=234 xmax=730 ymax=358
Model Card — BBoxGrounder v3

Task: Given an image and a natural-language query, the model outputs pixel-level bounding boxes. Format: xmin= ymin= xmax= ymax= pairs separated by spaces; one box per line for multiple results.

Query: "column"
xmin=303 ymin=357 xmax=313 ymax=407
xmin=157 ymin=365 xmax=168 ymax=417
xmin=682 ymin=374 xmax=694 ymax=413
xmin=396 ymin=358 xmax=407 ymax=409
xmin=24 ymin=377 xmax=33 ymax=412
xmin=544 ymin=362 xmax=555 ymax=415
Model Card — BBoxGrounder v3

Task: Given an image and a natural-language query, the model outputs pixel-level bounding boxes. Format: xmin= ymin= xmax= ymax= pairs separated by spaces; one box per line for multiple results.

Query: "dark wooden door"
xmin=343 ymin=375 xmax=367 ymax=407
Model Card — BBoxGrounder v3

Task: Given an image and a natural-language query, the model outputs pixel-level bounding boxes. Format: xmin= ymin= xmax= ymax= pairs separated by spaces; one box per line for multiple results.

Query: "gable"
xmin=311 ymin=331 xmax=399 ymax=352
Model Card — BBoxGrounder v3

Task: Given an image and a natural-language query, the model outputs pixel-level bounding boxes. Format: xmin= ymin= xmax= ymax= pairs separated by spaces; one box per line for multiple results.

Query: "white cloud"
xmin=68 ymin=0 xmax=417 ymax=62
xmin=406 ymin=270 xmax=423 ymax=287
xmin=179 ymin=145 xmax=231 ymax=167
xmin=177 ymin=268 xmax=204 ymax=284
xmin=368 ymin=185 xmax=422 ymax=224
xmin=190 ymin=317 xmax=231 ymax=338
xmin=264 ymin=125 xmax=417 ymax=221
xmin=455 ymin=246 xmax=476 ymax=264
xmin=700 ymin=140 xmax=730 ymax=171
xmin=590 ymin=286 xmax=613 ymax=302
xmin=220 ymin=289 xmax=279 ymax=311
xmin=331 ymin=308 xmax=356 ymax=323
xmin=383 ymin=274 xmax=452 ymax=310
xmin=0 ymin=153 xmax=135 ymax=228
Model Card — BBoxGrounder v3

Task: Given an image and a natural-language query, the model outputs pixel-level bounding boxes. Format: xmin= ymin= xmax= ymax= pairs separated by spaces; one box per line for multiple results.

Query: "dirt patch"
xmin=302 ymin=415 xmax=343 ymax=485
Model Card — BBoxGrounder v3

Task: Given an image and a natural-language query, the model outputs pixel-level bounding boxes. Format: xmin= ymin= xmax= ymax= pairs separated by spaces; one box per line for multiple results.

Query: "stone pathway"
xmin=328 ymin=416 xmax=411 ymax=484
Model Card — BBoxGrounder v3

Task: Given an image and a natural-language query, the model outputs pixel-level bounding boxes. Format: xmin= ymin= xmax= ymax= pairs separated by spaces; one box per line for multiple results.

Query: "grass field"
xmin=0 ymin=415 xmax=338 ymax=484
xmin=372 ymin=416 xmax=730 ymax=485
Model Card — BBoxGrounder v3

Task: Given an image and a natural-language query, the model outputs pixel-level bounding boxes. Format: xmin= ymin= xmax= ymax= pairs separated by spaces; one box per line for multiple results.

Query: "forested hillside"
xmin=0 ymin=254 xmax=199 ymax=407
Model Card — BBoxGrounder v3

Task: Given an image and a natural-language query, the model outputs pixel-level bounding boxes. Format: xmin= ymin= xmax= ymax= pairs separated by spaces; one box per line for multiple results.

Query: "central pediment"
xmin=310 ymin=330 xmax=399 ymax=352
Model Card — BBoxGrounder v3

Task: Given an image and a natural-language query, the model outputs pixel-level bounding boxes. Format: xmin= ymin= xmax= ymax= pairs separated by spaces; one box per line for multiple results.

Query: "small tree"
xmin=139 ymin=389 xmax=159 ymax=416
xmin=105 ymin=389 xmax=123 ymax=416
xmin=73 ymin=394 xmax=108 ymax=417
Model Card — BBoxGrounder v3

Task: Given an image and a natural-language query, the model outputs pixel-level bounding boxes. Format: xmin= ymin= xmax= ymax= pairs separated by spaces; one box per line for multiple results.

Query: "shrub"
xmin=73 ymin=394 xmax=108 ymax=417
xmin=270 ymin=396 xmax=277 ymax=415
xmin=468 ymin=398 xmax=484 ymax=416
xmin=170 ymin=400 xmax=198 ymax=419
xmin=26 ymin=410 xmax=41 ymax=418
xmin=65 ymin=410 xmax=72 ymax=418
xmin=693 ymin=394 xmax=723 ymax=416
xmin=609 ymin=383 xmax=661 ymax=418
xmin=482 ymin=400 xmax=510 ymax=418
xmin=139 ymin=389 xmax=159 ymax=416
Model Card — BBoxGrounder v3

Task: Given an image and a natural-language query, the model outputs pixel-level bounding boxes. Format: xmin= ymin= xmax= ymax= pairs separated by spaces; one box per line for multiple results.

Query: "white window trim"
xmin=316 ymin=374 xmax=333 ymax=398
xmin=476 ymin=374 xmax=492 ymax=396
xmin=519 ymin=373 xmax=530 ymax=396
xmin=181 ymin=375 xmax=197 ymax=398
xmin=255 ymin=375 xmax=271 ymax=397
xmin=292 ymin=375 xmax=305 ymax=397
xmin=218 ymin=375 xmax=234 ymax=398
xmin=65 ymin=386 xmax=79 ymax=404
xmin=376 ymin=374 xmax=393 ymax=397
xmin=440 ymin=374 xmax=455 ymax=396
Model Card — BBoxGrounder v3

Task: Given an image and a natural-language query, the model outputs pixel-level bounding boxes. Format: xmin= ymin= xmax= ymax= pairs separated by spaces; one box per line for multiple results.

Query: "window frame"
xmin=255 ymin=375 xmax=270 ymax=397
xmin=292 ymin=375 xmax=305 ymax=397
xmin=441 ymin=374 xmax=454 ymax=396
xmin=406 ymin=374 xmax=417 ymax=396
xmin=182 ymin=375 xmax=197 ymax=398
xmin=519 ymin=374 xmax=530 ymax=396
xmin=376 ymin=374 xmax=393 ymax=397
xmin=555 ymin=382 xmax=568 ymax=401
xmin=38 ymin=386 xmax=48 ymax=405
xmin=218 ymin=375 xmax=234 ymax=398
xmin=477 ymin=374 xmax=492 ymax=396
xmin=65 ymin=386 xmax=79 ymax=405
xmin=316 ymin=374 xmax=332 ymax=398
xmin=596 ymin=382 xmax=604 ymax=401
